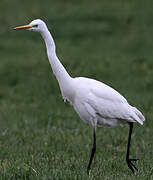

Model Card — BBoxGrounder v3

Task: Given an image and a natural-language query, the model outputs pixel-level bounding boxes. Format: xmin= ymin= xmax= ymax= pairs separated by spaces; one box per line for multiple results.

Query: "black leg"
xmin=87 ymin=127 xmax=96 ymax=174
xmin=126 ymin=122 xmax=139 ymax=173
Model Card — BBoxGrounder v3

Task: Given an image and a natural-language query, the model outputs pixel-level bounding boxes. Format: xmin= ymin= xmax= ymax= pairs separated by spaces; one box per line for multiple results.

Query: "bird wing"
xmin=74 ymin=77 xmax=144 ymax=125
xmin=86 ymin=85 xmax=144 ymax=125
xmin=75 ymin=77 xmax=128 ymax=103
xmin=85 ymin=90 xmax=132 ymax=120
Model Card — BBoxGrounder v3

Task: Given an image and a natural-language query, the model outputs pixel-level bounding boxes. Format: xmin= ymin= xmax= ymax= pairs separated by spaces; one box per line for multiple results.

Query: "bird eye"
xmin=33 ymin=24 xmax=38 ymax=28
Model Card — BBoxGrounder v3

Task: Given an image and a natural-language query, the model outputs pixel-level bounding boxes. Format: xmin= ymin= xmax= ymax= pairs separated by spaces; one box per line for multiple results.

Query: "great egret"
xmin=14 ymin=19 xmax=145 ymax=174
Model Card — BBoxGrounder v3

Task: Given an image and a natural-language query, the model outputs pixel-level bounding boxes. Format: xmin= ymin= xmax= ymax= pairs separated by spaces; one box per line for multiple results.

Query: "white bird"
xmin=14 ymin=19 xmax=145 ymax=174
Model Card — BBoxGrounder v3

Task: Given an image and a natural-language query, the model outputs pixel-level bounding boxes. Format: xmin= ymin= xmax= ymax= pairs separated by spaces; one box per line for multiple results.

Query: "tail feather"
xmin=132 ymin=107 xmax=145 ymax=125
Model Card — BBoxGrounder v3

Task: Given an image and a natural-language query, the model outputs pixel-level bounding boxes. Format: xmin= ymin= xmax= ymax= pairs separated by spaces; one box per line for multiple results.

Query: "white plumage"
xmin=72 ymin=77 xmax=144 ymax=127
xmin=14 ymin=19 xmax=145 ymax=174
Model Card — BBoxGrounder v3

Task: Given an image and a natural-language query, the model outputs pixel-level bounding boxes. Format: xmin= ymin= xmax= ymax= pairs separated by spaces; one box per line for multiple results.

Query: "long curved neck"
xmin=40 ymin=28 xmax=74 ymax=101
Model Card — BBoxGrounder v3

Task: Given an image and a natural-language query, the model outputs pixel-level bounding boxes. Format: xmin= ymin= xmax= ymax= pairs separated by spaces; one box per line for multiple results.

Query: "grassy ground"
xmin=0 ymin=0 xmax=153 ymax=179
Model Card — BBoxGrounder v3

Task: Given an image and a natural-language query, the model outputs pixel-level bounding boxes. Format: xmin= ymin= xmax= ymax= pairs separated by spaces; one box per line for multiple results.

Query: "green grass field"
xmin=0 ymin=0 xmax=153 ymax=179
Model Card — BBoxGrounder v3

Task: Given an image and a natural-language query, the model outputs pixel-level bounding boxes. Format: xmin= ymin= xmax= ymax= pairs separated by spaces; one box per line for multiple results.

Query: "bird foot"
xmin=126 ymin=158 xmax=139 ymax=174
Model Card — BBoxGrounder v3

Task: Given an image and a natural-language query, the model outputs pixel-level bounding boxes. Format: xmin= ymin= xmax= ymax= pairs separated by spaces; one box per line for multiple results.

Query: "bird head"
xmin=14 ymin=19 xmax=47 ymax=33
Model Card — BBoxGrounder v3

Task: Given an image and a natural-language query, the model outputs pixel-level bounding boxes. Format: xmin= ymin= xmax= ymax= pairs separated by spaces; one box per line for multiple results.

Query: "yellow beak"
xmin=14 ymin=24 xmax=33 ymax=30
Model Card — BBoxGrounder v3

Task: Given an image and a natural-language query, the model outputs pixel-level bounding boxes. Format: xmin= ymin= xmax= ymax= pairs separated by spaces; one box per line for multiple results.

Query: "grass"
xmin=0 ymin=0 xmax=153 ymax=179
